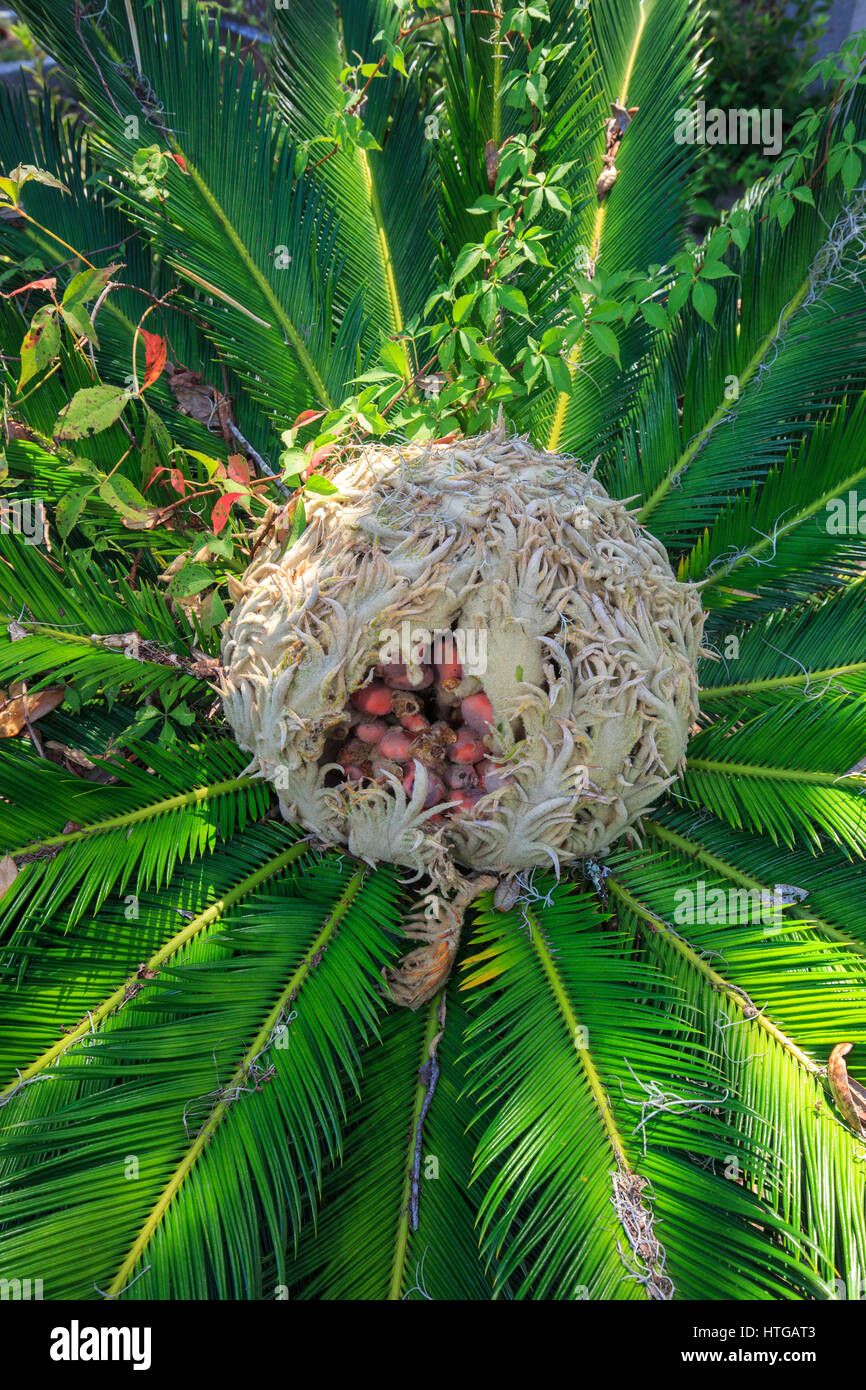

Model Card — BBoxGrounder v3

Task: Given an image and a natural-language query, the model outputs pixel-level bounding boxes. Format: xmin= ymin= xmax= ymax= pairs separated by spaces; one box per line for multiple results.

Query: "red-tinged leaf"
xmin=168 ymin=153 xmax=188 ymax=173
xmin=211 ymin=491 xmax=243 ymax=534
xmin=304 ymin=444 xmax=334 ymax=478
xmin=144 ymin=465 xmax=168 ymax=491
xmin=291 ymin=409 xmax=325 ymax=430
xmin=141 ymin=330 xmax=167 ymax=390
xmin=169 ymin=468 xmax=186 ymax=496
xmin=6 ymin=276 xmax=58 ymax=300
xmin=226 ymin=453 xmax=250 ymax=487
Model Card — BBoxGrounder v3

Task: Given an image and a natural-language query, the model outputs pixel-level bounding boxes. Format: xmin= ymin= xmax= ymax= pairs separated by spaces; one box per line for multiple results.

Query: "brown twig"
xmin=20 ymin=683 xmax=45 ymax=759
xmin=128 ymin=547 xmax=144 ymax=589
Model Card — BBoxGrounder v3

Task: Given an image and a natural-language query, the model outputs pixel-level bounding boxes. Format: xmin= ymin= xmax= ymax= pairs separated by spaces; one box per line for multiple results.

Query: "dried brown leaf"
xmin=0 ymin=852 xmax=18 ymax=899
xmin=828 ymin=1042 xmax=866 ymax=1135
xmin=0 ymin=682 xmax=65 ymax=737
xmin=484 ymin=139 xmax=499 ymax=192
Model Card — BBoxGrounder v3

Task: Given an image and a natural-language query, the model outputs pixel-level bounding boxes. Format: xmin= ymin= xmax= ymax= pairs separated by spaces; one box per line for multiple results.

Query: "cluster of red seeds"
xmin=329 ymin=657 xmax=509 ymax=820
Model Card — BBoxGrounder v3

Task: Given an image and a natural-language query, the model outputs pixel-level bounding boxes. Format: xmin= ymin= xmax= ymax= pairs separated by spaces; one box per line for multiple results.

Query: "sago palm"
xmin=1 ymin=0 xmax=866 ymax=1301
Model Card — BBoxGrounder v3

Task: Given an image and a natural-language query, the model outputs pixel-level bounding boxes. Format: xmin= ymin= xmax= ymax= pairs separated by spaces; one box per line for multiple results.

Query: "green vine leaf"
xmin=55 ymin=485 xmax=96 ymax=540
xmin=54 ymin=385 xmax=130 ymax=440
xmin=166 ymin=562 xmax=217 ymax=599
xmin=18 ymin=305 xmax=59 ymax=390
xmin=98 ymin=474 xmax=150 ymax=525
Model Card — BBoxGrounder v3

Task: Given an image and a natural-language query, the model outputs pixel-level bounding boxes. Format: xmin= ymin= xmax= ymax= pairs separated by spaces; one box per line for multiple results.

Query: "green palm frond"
xmin=533 ymin=0 xmax=706 ymax=455
xmin=613 ymin=142 xmax=866 ymax=549
xmin=607 ymin=840 xmax=866 ymax=1293
xmin=0 ymin=534 xmax=204 ymax=687
xmin=0 ymin=735 xmax=265 ymax=951
xmin=698 ymin=581 xmax=866 ymax=703
xmin=13 ymin=0 xmax=368 ymax=428
xmin=459 ymin=881 xmax=830 ymax=1298
xmin=681 ymin=395 xmax=866 ymax=614
xmin=284 ymin=992 xmax=503 ymax=1300
xmin=270 ymin=0 xmax=437 ymax=342
xmin=0 ymin=774 xmax=275 ymax=1076
xmin=0 ymin=724 xmax=257 ymax=850
xmin=675 ymin=696 xmax=866 ymax=856
xmin=646 ymin=805 xmax=866 ymax=956
xmin=0 ymin=836 xmax=402 ymax=1299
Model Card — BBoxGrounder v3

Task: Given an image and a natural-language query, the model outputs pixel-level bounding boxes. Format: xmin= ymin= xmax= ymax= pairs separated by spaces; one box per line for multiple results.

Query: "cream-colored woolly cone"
xmin=221 ymin=427 xmax=704 ymax=891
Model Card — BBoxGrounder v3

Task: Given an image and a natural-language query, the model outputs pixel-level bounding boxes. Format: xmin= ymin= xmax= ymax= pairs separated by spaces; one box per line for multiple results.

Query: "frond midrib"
xmin=387 ymin=991 xmax=442 ymax=1300
xmin=643 ymin=815 xmax=866 ymax=963
xmin=544 ymin=1 xmax=648 ymax=452
xmin=10 ymin=775 xmax=256 ymax=857
xmin=687 ymin=757 xmax=866 ymax=786
xmin=0 ymin=841 xmax=307 ymax=1102
xmin=105 ymin=865 xmax=368 ymax=1298
xmin=606 ymin=873 xmax=821 ymax=1077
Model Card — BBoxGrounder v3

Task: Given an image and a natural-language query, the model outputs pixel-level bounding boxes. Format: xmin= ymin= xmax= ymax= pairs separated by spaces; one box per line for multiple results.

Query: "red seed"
xmin=436 ymin=655 xmax=463 ymax=685
xmin=350 ymin=681 xmax=392 ymax=716
xmin=399 ymin=712 xmax=430 ymax=733
xmin=382 ymin=662 xmax=434 ymax=690
xmin=449 ymin=727 xmax=487 ymax=763
xmin=450 ymin=788 xmax=484 ymax=814
xmin=356 ymin=720 xmax=387 ymax=744
xmin=450 ymin=742 xmax=484 ymax=763
xmin=461 ymin=691 xmax=494 ymax=733
xmin=402 ymin=764 xmax=445 ymax=808
xmin=379 ymin=727 xmax=413 ymax=761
